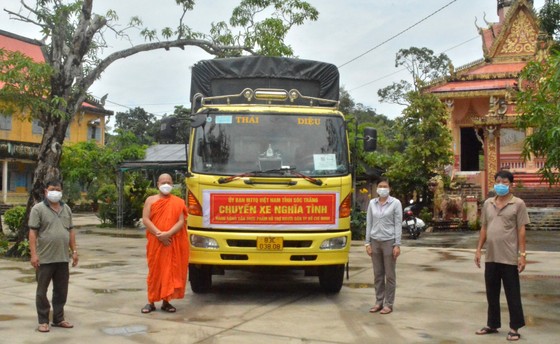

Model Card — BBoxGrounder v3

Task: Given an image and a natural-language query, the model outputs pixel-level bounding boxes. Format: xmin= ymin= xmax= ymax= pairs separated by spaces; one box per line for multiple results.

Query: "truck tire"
xmin=189 ymin=264 xmax=212 ymax=293
xmin=318 ymin=264 xmax=345 ymax=293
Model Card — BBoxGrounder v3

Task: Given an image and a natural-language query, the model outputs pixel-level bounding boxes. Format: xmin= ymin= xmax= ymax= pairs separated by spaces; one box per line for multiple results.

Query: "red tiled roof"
xmin=481 ymin=23 xmax=503 ymax=52
xmin=0 ymin=31 xmax=44 ymax=62
xmin=429 ymin=79 xmax=517 ymax=93
xmin=1 ymin=29 xmax=112 ymax=116
xmin=465 ymin=62 xmax=526 ymax=75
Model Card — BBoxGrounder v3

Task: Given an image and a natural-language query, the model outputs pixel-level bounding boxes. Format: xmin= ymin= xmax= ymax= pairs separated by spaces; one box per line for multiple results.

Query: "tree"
xmin=376 ymin=47 xmax=453 ymax=202
xmin=385 ymin=92 xmax=452 ymax=201
xmin=0 ymin=0 xmax=319 ymax=256
xmin=378 ymin=47 xmax=451 ymax=105
xmin=114 ymin=107 xmax=157 ymax=145
xmin=539 ymin=0 xmax=560 ymax=42
xmin=516 ymin=51 xmax=560 ymax=185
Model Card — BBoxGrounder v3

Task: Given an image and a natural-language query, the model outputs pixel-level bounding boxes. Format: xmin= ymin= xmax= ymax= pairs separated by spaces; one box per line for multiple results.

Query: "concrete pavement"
xmin=0 ymin=213 xmax=559 ymax=343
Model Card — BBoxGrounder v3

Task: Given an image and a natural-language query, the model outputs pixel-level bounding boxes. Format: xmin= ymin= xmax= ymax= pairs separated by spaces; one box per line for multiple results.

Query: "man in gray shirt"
xmin=29 ymin=179 xmax=78 ymax=333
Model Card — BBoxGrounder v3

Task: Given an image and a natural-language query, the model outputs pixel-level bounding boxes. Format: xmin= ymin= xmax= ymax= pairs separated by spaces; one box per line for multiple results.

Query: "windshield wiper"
xmin=289 ymin=169 xmax=323 ymax=186
xmin=218 ymin=171 xmax=258 ymax=184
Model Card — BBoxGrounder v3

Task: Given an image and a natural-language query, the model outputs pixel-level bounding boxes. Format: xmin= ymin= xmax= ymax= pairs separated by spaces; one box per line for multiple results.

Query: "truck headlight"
xmin=320 ymin=236 xmax=347 ymax=250
xmin=190 ymin=234 xmax=219 ymax=249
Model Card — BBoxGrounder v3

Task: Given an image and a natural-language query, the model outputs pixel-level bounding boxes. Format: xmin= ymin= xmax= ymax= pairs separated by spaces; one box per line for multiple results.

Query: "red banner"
xmin=208 ymin=192 xmax=337 ymax=225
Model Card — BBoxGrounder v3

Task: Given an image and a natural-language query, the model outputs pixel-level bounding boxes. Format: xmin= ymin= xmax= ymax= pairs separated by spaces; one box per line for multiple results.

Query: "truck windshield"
xmin=191 ymin=113 xmax=349 ymax=177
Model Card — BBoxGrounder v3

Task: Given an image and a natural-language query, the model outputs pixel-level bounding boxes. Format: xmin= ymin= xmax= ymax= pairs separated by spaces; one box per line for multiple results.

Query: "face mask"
xmin=46 ymin=190 xmax=63 ymax=203
xmin=494 ymin=184 xmax=509 ymax=196
xmin=159 ymin=184 xmax=173 ymax=195
xmin=377 ymin=188 xmax=390 ymax=198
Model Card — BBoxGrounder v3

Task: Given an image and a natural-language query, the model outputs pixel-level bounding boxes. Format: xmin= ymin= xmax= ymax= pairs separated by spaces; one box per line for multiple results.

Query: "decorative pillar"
xmin=444 ymin=99 xmax=459 ymax=171
xmin=484 ymin=125 xmax=500 ymax=196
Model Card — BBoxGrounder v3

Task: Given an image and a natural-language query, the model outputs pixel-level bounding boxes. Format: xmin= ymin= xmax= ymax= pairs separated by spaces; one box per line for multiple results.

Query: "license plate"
xmin=407 ymin=220 xmax=416 ymax=226
xmin=256 ymin=236 xmax=284 ymax=251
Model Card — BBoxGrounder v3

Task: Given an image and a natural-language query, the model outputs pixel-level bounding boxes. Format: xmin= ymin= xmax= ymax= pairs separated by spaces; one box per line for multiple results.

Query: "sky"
xmin=0 ymin=0 xmax=547 ymax=123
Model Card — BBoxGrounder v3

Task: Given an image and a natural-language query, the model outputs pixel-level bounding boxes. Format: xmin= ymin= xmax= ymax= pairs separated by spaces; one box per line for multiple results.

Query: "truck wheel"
xmin=189 ymin=264 xmax=212 ymax=293
xmin=318 ymin=264 xmax=345 ymax=293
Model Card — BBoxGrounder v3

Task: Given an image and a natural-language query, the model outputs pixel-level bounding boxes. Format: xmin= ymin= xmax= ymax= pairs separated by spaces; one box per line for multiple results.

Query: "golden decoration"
xmin=499 ymin=11 xmax=537 ymax=55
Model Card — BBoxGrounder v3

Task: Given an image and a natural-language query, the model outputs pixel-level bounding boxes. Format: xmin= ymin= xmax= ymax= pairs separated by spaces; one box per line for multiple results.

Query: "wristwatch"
xmin=519 ymin=252 xmax=527 ymax=258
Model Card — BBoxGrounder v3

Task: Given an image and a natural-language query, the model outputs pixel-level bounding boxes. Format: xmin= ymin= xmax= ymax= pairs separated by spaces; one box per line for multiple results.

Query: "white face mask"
xmin=46 ymin=190 xmax=63 ymax=203
xmin=159 ymin=184 xmax=173 ymax=195
xmin=377 ymin=188 xmax=390 ymax=198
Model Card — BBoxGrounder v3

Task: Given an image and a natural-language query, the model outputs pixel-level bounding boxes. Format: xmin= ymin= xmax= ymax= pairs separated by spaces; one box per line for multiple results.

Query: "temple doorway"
xmin=460 ymin=127 xmax=483 ymax=171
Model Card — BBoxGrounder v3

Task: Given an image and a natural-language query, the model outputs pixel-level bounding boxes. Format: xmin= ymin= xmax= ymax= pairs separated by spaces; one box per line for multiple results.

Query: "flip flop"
xmin=475 ymin=327 xmax=499 ymax=335
xmin=51 ymin=320 xmax=73 ymax=328
xmin=37 ymin=323 xmax=50 ymax=332
xmin=507 ymin=331 xmax=521 ymax=341
xmin=161 ymin=302 xmax=176 ymax=313
xmin=380 ymin=307 xmax=392 ymax=314
xmin=369 ymin=305 xmax=383 ymax=313
xmin=141 ymin=303 xmax=156 ymax=314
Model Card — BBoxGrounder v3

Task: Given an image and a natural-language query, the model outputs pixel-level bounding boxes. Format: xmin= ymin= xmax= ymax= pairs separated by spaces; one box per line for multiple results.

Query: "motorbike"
xmin=402 ymin=208 xmax=425 ymax=240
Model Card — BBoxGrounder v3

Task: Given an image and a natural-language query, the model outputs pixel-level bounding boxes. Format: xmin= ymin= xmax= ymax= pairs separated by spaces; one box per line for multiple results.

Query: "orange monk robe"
xmin=146 ymin=195 xmax=189 ymax=303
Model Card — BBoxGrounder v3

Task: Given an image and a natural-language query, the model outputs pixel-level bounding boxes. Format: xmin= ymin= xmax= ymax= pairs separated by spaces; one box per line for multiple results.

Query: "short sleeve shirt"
xmin=481 ymin=195 xmax=530 ymax=265
xmin=28 ymin=200 xmax=74 ymax=264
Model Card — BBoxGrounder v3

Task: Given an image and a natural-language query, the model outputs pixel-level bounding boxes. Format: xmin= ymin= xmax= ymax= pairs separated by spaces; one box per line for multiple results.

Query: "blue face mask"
xmin=494 ymin=183 xmax=510 ymax=196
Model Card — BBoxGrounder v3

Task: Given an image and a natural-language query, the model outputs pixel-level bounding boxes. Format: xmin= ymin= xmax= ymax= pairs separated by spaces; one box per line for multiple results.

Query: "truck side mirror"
xmin=363 ymin=127 xmax=377 ymax=152
xmin=190 ymin=114 xmax=207 ymax=128
xmin=160 ymin=117 xmax=178 ymax=140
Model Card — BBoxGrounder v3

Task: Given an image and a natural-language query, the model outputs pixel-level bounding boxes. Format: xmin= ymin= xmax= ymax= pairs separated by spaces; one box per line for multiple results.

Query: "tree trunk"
xmin=5 ymin=119 xmax=68 ymax=257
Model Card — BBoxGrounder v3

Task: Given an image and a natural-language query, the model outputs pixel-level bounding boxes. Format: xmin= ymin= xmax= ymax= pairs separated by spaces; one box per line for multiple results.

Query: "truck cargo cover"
xmin=190 ymin=56 xmax=339 ymax=108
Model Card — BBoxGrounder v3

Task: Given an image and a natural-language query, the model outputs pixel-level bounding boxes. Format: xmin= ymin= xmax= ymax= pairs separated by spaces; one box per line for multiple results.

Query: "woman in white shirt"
xmin=365 ymin=177 xmax=402 ymax=314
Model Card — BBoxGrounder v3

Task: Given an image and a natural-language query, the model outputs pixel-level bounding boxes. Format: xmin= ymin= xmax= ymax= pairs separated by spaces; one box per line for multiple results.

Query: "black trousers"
xmin=484 ymin=262 xmax=525 ymax=330
xmin=35 ymin=262 xmax=69 ymax=324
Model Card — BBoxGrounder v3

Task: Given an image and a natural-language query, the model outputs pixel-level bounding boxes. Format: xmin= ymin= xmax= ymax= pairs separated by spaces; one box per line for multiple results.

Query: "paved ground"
xmin=0 ymin=213 xmax=559 ymax=343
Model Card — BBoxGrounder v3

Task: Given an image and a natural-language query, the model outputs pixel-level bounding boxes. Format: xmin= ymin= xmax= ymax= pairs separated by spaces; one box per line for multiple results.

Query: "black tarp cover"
xmin=190 ymin=56 xmax=339 ymax=108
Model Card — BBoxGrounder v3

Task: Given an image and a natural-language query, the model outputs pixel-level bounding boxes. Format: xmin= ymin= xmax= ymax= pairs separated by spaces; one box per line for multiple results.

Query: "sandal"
xmin=37 ymin=323 xmax=50 ymax=332
xmin=475 ymin=327 xmax=499 ymax=335
xmin=369 ymin=305 xmax=383 ymax=313
xmin=507 ymin=331 xmax=521 ymax=341
xmin=141 ymin=303 xmax=156 ymax=314
xmin=51 ymin=320 xmax=73 ymax=328
xmin=161 ymin=302 xmax=176 ymax=313
xmin=379 ymin=307 xmax=392 ymax=314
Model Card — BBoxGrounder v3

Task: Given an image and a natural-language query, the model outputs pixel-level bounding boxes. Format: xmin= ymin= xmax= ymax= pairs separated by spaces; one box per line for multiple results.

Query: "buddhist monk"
xmin=141 ymin=173 xmax=189 ymax=313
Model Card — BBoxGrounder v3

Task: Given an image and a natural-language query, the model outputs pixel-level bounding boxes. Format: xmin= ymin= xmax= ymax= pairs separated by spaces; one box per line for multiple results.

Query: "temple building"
xmin=0 ymin=29 xmax=112 ymax=204
xmin=426 ymin=0 xmax=550 ymax=196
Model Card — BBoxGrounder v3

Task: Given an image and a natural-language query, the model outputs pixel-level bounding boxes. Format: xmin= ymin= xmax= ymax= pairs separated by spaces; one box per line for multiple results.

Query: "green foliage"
xmin=378 ymin=47 xmax=451 ymax=104
xmin=516 ymin=51 xmax=560 ymax=185
xmin=115 ymin=107 xmax=157 ymax=145
xmin=0 ymin=234 xmax=9 ymax=255
xmin=97 ymin=172 xmax=152 ymax=227
xmin=539 ymin=0 xmax=560 ymax=41
xmin=350 ymin=210 xmax=366 ymax=240
xmin=375 ymin=47 xmax=453 ymax=201
xmin=224 ymin=0 xmax=319 ymax=57
xmin=342 ymin=87 xmax=396 ymax=180
xmin=3 ymin=206 xmax=27 ymax=234
xmin=17 ymin=239 xmax=30 ymax=257
xmin=386 ymin=92 xmax=452 ymax=199
xmin=97 ymin=184 xmax=117 ymax=225
xmin=419 ymin=207 xmax=432 ymax=226
xmin=63 ymin=180 xmax=83 ymax=207
xmin=61 ymin=132 xmax=147 ymax=207
xmin=0 ymin=49 xmax=53 ymax=117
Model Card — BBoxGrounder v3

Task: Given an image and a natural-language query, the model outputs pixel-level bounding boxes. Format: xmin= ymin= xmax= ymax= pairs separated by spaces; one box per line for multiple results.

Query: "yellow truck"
xmin=186 ymin=56 xmax=375 ymax=293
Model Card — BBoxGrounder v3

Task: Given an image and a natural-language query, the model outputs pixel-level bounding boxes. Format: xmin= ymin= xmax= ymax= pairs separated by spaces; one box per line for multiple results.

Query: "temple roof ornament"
xmin=425 ymin=0 xmax=541 ymax=98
